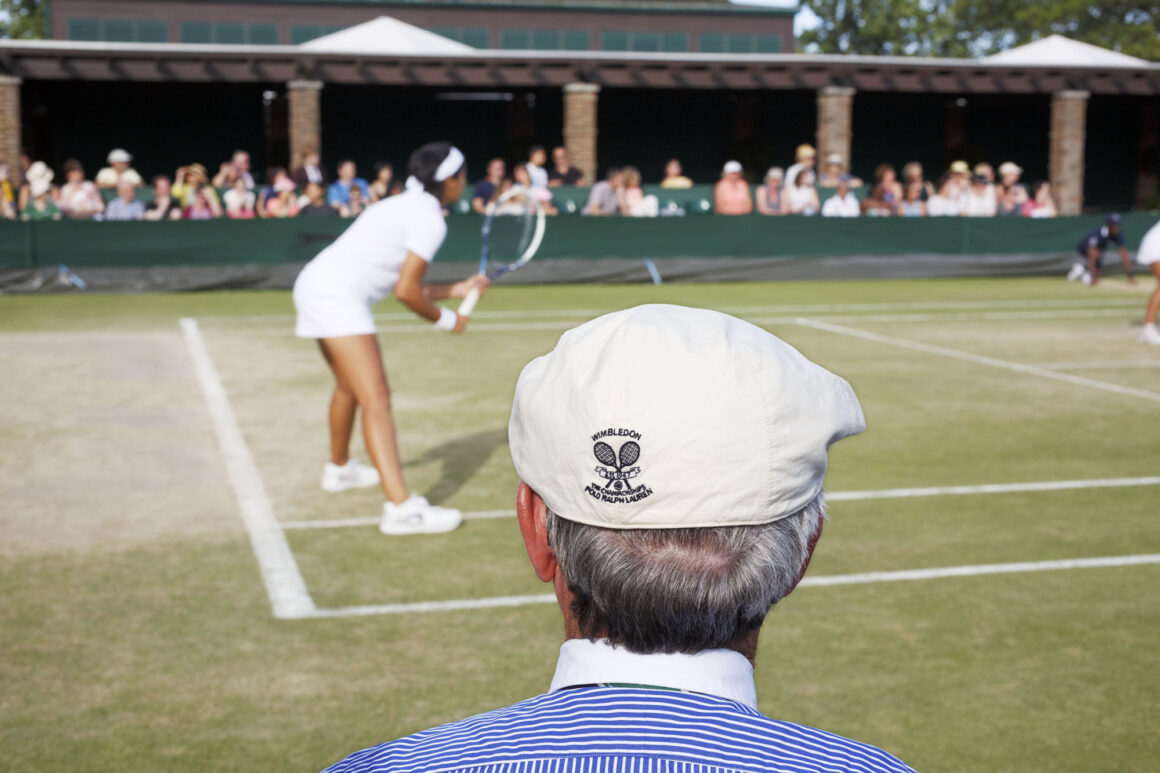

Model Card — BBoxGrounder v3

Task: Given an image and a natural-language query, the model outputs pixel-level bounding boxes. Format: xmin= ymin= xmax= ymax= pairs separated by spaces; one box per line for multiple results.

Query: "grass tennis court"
xmin=2 ymin=277 xmax=1158 ymax=771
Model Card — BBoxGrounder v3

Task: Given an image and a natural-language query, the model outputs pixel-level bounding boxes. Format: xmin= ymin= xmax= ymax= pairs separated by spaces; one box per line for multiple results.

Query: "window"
xmin=500 ymin=29 xmax=530 ymax=49
xmin=290 ymin=25 xmax=323 ymax=44
xmin=532 ymin=29 xmax=560 ymax=50
xmin=180 ymin=21 xmax=212 ymax=44
xmin=214 ymin=23 xmax=246 ymax=45
xmin=249 ymin=24 xmax=278 ymax=45
xmin=563 ymin=30 xmax=591 ymax=50
xmin=461 ymin=28 xmax=489 ymax=48
xmin=756 ymin=34 xmax=782 ymax=53
xmin=698 ymin=32 xmax=725 ymax=53
xmin=138 ymin=21 xmax=168 ymax=43
xmin=69 ymin=18 xmax=169 ymax=42
xmin=661 ymin=32 xmax=689 ymax=52
xmin=631 ymin=32 xmax=659 ymax=52
xmin=600 ymin=31 xmax=628 ymax=51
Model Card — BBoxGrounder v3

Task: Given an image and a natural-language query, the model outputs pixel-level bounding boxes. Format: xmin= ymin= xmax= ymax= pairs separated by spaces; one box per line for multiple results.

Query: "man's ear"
xmin=516 ymin=481 xmax=556 ymax=583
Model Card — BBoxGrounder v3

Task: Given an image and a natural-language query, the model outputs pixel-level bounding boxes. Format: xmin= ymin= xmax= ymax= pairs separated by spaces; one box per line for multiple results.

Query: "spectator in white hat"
xmin=96 ymin=148 xmax=143 ymax=189
xmin=997 ymin=162 xmax=1027 ymax=217
xmin=325 ymin=304 xmax=914 ymax=773
xmin=755 ymin=166 xmax=786 ymax=215
xmin=713 ymin=160 xmax=752 ymax=215
xmin=784 ymin=142 xmax=817 ymax=191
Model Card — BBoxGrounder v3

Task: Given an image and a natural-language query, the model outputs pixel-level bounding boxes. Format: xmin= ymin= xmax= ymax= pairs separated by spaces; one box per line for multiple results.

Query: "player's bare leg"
xmin=1086 ymin=247 xmax=1101 ymax=286
xmin=319 ymin=334 xmax=410 ymax=504
xmin=1139 ymin=263 xmax=1160 ymax=345
xmin=319 ymin=340 xmax=357 ymax=466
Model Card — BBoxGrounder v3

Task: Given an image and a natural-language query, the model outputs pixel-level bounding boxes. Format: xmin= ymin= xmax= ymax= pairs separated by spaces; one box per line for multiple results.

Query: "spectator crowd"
xmin=1 ymin=142 xmax=1058 ymax=223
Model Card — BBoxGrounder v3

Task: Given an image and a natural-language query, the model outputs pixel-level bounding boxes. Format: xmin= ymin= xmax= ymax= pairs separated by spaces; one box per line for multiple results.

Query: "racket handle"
xmin=458 ymin=286 xmax=482 ymax=317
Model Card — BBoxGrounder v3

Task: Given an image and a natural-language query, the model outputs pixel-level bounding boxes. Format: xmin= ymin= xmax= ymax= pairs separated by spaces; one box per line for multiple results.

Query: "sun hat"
xmin=185 ymin=163 xmax=209 ymax=183
xmin=796 ymin=144 xmax=817 ymax=160
xmin=30 ymin=178 xmax=51 ymax=197
xmin=950 ymin=160 xmax=970 ymax=175
xmin=26 ymin=160 xmax=53 ymax=184
xmin=107 ymin=148 xmax=132 ymax=164
xmin=509 ymin=304 xmax=865 ymax=530
xmin=722 ymin=160 xmax=742 ymax=174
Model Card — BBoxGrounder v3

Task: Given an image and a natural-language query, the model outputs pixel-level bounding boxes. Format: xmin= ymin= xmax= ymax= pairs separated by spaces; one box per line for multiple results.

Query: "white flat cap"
xmin=107 ymin=148 xmax=132 ymax=164
xmin=722 ymin=160 xmax=742 ymax=174
xmin=509 ymin=305 xmax=865 ymax=530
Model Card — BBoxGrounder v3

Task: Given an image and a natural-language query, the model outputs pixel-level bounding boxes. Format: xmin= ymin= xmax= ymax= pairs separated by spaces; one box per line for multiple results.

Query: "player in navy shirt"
xmin=1069 ymin=213 xmax=1136 ymax=286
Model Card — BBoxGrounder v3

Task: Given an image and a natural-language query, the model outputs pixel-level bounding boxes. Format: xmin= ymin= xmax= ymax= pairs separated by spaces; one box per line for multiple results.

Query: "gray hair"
xmin=546 ymin=494 xmax=824 ymax=654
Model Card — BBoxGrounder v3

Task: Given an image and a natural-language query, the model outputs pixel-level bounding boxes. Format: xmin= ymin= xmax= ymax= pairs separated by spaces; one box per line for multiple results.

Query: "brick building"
xmin=2 ymin=8 xmax=1158 ymax=213
xmin=46 ymin=0 xmax=795 ymax=52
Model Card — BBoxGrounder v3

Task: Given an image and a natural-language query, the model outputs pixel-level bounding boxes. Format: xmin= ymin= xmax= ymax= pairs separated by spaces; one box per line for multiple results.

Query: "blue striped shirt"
xmin=323 ymin=687 xmax=915 ymax=773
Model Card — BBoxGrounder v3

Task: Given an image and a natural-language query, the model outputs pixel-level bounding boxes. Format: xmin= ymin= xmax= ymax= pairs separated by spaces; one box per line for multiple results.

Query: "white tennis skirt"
xmin=293 ymin=261 xmax=378 ymax=339
xmin=1137 ymin=225 xmax=1160 ymax=267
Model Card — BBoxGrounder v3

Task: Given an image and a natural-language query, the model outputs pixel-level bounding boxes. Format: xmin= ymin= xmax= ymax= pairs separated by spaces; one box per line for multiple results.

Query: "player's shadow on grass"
xmin=402 ymin=427 xmax=508 ymax=505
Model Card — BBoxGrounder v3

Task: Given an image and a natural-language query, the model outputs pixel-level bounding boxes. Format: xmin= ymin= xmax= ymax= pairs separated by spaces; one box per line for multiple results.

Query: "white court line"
xmin=207 ymin=308 xmax=1140 ymax=338
xmin=180 ymin=318 xmax=316 ymax=620
xmin=200 ymin=297 xmax=1142 ymax=325
xmin=279 ymin=475 xmax=1160 ymax=530
xmin=795 ymin=317 xmax=1160 ymax=404
xmin=1037 ymin=360 xmax=1160 ymax=370
xmin=286 ymin=509 xmax=515 ymax=531
xmin=299 ymin=553 xmax=1160 ymax=618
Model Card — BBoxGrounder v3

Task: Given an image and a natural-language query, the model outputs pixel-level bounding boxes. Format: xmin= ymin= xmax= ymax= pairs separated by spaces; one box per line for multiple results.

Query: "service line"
xmin=300 ymin=553 xmax=1160 ymax=618
xmin=794 ymin=317 xmax=1160 ymax=404
xmin=279 ymin=475 xmax=1160 ymax=531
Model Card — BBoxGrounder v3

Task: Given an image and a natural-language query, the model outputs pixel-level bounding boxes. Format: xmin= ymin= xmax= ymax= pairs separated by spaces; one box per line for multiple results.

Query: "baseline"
xmin=180 ymin=317 xmax=316 ymax=620
xmin=301 ymin=553 xmax=1160 ymax=618
xmin=795 ymin=317 xmax=1160 ymax=404
xmin=279 ymin=475 xmax=1160 ymax=530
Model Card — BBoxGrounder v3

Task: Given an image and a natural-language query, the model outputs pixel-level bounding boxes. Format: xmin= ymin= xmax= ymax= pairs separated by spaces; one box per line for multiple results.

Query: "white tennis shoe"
xmin=1138 ymin=322 xmax=1160 ymax=346
xmin=380 ymin=494 xmax=463 ymax=535
xmin=320 ymin=459 xmax=381 ymax=492
xmin=1066 ymin=263 xmax=1086 ymax=282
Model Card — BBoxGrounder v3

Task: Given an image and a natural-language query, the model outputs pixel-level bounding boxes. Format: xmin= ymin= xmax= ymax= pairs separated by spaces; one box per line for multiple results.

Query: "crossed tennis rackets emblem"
xmin=592 ymin=440 xmax=643 ymax=493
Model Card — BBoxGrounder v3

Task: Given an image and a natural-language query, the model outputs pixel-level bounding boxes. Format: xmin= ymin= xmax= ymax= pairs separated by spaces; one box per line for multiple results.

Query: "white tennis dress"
xmin=294 ymin=187 xmax=447 ymax=338
xmin=1136 ymin=220 xmax=1160 ymax=267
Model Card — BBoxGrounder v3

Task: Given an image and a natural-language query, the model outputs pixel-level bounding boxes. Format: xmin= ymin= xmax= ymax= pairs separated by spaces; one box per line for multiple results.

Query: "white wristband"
xmin=433 ymin=307 xmax=458 ymax=332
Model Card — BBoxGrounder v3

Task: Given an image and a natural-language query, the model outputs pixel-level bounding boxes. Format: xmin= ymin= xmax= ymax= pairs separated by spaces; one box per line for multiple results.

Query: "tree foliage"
xmin=0 ymin=0 xmax=47 ymax=39
xmin=801 ymin=1 xmax=1160 ymax=60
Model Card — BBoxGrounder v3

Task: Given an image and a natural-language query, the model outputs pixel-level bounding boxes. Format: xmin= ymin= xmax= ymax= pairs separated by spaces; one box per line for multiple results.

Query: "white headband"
xmin=435 ymin=146 xmax=465 ymax=181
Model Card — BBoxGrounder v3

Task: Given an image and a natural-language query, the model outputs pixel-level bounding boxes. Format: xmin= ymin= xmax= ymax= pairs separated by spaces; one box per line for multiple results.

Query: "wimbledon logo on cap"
xmin=585 ymin=428 xmax=654 ymax=504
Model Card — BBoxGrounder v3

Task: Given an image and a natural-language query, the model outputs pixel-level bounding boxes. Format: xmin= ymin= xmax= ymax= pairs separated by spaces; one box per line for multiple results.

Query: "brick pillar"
xmin=0 ymin=75 xmax=21 ymax=168
xmin=287 ymin=79 xmax=323 ymax=169
xmin=816 ymin=86 xmax=855 ymax=170
xmin=1050 ymin=90 xmax=1089 ymax=216
xmin=563 ymin=82 xmax=600 ymax=183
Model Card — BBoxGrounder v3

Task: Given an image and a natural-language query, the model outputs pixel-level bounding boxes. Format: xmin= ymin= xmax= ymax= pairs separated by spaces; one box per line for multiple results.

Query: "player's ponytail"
xmin=406 ymin=142 xmax=466 ymax=197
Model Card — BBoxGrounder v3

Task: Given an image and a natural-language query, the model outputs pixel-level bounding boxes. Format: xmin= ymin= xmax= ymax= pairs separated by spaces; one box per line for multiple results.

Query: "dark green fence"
xmin=1 ymin=213 xmax=1154 ymax=269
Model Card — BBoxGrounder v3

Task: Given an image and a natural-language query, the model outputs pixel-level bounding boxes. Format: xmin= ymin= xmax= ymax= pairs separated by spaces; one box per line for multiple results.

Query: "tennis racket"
xmin=458 ymin=186 xmax=546 ymax=316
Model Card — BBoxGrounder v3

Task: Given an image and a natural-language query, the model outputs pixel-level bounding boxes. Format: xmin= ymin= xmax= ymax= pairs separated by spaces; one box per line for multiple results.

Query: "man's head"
xmin=1106 ymin=212 xmax=1122 ymax=234
xmin=722 ymin=160 xmax=743 ymax=181
xmin=117 ymin=180 xmax=136 ymax=202
xmin=63 ymin=159 xmax=85 ymax=183
xmin=509 ymin=305 xmax=864 ymax=656
xmin=487 ymin=158 xmax=505 ymax=180
xmin=152 ymin=175 xmax=171 ymax=196
xmin=665 ymin=158 xmax=683 ymax=177
xmin=302 ymin=149 xmax=320 ymax=167
xmin=337 ymin=160 xmax=356 ymax=181
xmin=606 ymin=167 xmax=623 ymax=186
xmin=232 ymin=150 xmax=250 ymax=172
xmin=837 ymin=173 xmax=853 ymax=196
xmin=552 ymin=146 xmax=569 ymax=169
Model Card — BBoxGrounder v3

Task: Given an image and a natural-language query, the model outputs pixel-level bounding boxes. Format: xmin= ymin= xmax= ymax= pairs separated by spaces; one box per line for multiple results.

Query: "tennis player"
xmin=1136 ymin=219 xmax=1160 ymax=345
xmin=293 ymin=142 xmax=487 ymax=535
xmin=1068 ymin=213 xmax=1135 ymax=287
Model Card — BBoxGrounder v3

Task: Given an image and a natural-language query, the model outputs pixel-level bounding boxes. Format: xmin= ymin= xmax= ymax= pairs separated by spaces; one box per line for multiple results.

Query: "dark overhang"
xmin=1 ymin=41 xmax=1157 ymax=94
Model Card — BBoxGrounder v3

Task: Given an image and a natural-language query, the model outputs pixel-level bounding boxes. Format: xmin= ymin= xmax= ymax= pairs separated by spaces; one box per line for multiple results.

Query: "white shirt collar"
xmin=548 ymin=638 xmax=757 ymax=709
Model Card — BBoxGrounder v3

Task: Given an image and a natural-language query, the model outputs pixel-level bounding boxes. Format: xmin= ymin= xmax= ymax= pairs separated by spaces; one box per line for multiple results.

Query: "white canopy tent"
xmin=984 ymin=34 xmax=1150 ymax=69
xmin=298 ymin=16 xmax=476 ymax=56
